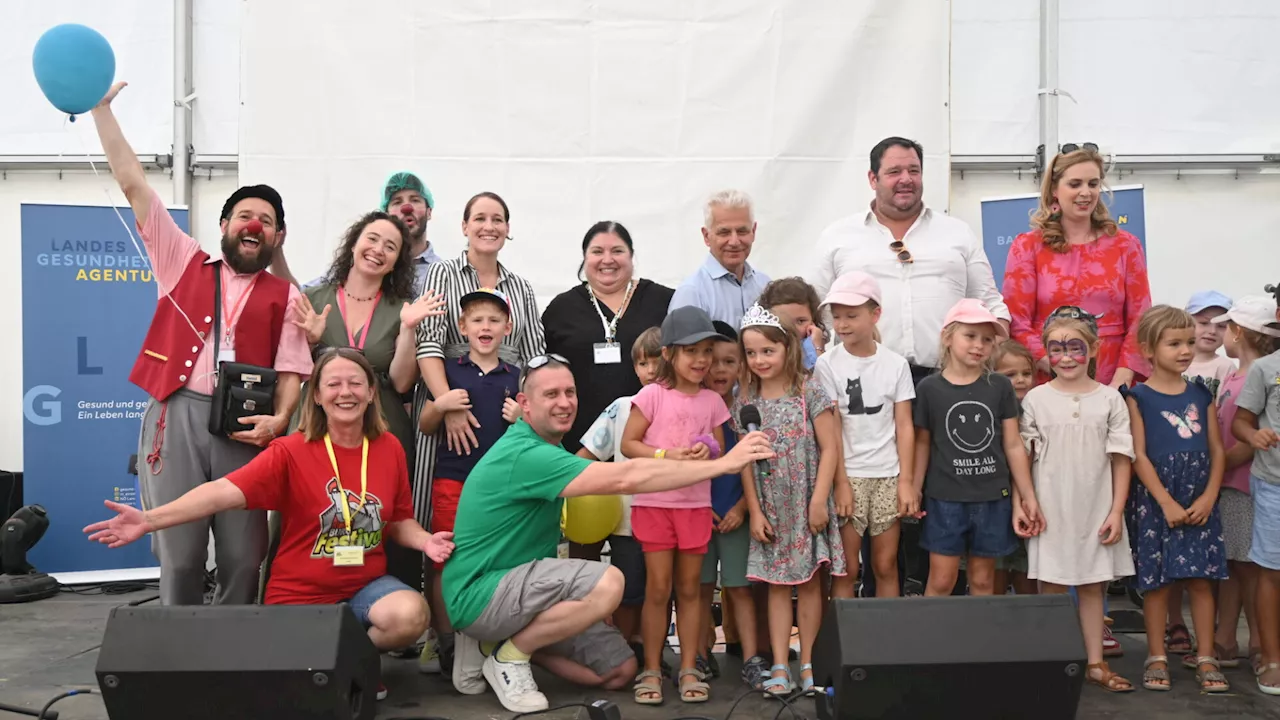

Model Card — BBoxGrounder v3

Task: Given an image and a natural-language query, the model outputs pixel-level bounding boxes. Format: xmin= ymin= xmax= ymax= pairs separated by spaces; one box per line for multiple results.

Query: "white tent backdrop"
xmin=237 ymin=0 xmax=952 ymax=299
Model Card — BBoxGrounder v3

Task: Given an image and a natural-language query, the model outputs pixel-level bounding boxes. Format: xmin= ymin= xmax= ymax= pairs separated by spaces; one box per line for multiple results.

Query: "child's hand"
xmin=808 ymin=499 xmax=830 ymax=535
xmin=833 ymin=482 xmax=854 ymax=519
xmin=1012 ymin=503 xmax=1035 ymax=538
xmin=688 ymin=442 xmax=710 ymax=461
xmin=808 ymin=325 xmax=827 ymax=354
xmin=897 ymin=482 xmax=923 ymax=519
xmin=1160 ymin=500 xmax=1189 ymax=528
xmin=435 ymin=389 xmax=472 ymax=413
xmin=750 ymin=512 xmax=774 ymax=543
xmin=501 ymin=397 xmax=521 ymax=423
xmin=665 ymin=447 xmax=692 ymax=461
xmin=1098 ymin=510 xmax=1124 ymax=545
xmin=718 ymin=505 xmax=745 ymax=533
xmin=1021 ymin=495 xmax=1046 ymax=536
xmin=1251 ymin=428 xmax=1280 ymax=451
xmin=1186 ymin=493 xmax=1216 ymax=526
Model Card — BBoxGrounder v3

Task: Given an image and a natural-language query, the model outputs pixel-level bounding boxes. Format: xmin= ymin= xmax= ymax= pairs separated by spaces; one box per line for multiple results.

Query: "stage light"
xmin=0 ymin=504 xmax=60 ymax=603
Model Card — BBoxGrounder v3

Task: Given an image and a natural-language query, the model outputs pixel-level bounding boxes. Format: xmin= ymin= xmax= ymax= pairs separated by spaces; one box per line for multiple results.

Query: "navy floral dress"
xmin=1124 ymin=379 xmax=1227 ymax=591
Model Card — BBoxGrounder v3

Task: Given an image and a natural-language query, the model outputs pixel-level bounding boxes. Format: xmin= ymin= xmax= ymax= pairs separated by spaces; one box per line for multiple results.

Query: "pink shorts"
xmin=630 ymin=506 xmax=713 ymax=554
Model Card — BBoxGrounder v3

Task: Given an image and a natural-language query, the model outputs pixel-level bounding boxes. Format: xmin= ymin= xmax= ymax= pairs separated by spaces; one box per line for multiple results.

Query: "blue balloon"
xmin=32 ymin=24 xmax=116 ymax=117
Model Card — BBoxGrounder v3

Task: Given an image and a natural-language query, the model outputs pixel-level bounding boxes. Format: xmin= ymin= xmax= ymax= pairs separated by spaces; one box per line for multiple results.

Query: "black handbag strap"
xmin=212 ymin=261 xmax=222 ymax=362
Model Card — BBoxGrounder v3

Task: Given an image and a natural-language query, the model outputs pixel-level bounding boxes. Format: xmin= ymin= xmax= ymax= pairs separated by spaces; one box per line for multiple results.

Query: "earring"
xmin=1050 ymin=202 xmax=1061 ymax=214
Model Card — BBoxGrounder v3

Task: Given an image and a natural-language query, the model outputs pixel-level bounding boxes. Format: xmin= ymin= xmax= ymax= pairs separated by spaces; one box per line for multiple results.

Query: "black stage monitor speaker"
xmin=95 ymin=604 xmax=379 ymax=720
xmin=813 ymin=595 xmax=1086 ymax=720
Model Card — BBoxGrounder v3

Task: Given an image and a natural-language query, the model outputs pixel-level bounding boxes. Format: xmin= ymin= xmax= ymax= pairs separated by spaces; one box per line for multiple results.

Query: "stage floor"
xmin=0 ymin=589 xmax=1274 ymax=720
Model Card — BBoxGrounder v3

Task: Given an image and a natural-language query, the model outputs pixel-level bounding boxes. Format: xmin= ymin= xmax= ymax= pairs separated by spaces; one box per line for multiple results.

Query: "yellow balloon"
xmin=562 ymin=494 xmax=622 ymax=545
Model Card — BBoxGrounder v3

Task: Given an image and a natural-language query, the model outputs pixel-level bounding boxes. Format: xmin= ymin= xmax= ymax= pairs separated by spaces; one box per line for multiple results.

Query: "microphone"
xmin=739 ymin=404 xmax=769 ymax=479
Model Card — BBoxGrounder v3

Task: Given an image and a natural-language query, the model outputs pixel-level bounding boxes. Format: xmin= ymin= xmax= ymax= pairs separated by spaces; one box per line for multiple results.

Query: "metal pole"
xmin=1038 ymin=0 xmax=1059 ymax=172
xmin=172 ymin=0 xmax=193 ymax=206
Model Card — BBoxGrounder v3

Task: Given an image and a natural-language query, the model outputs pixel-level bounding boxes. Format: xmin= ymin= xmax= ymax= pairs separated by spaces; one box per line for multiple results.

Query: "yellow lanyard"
xmin=323 ymin=434 xmax=368 ymax=534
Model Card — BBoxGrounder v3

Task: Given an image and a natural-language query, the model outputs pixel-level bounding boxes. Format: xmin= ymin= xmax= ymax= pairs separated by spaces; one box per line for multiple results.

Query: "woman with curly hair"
xmin=1002 ymin=146 xmax=1152 ymax=388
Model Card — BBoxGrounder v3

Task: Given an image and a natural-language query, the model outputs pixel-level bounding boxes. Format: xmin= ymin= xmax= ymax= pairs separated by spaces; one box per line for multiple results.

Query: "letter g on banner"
xmin=24 ymin=385 xmax=62 ymax=426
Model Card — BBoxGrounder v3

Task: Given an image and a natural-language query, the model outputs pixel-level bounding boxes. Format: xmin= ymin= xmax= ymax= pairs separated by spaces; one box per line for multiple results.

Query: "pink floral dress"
xmin=1002 ymin=229 xmax=1152 ymax=385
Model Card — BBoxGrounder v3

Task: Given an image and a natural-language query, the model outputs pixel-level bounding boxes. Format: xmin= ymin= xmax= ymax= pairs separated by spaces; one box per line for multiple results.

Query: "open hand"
xmin=95 ymin=81 xmax=127 ymax=109
xmin=445 ymin=410 xmax=480 ymax=455
xmin=422 ymin=531 xmax=455 ymax=564
xmin=290 ymin=294 xmax=331 ymax=345
xmin=724 ymin=431 xmax=775 ymax=472
xmin=401 ymin=290 xmax=447 ymax=331
xmin=84 ymin=500 xmax=150 ymax=548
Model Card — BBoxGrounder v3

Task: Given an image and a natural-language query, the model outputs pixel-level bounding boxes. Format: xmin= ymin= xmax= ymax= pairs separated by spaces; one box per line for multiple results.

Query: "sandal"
xmin=633 ymin=670 xmax=664 ymax=705
xmin=1180 ymin=643 xmax=1239 ymax=669
xmin=1142 ymin=655 xmax=1171 ymax=692
xmin=1166 ymin=624 xmax=1193 ymax=654
xmin=1086 ymin=661 xmax=1134 ymax=693
xmin=1194 ymin=656 xmax=1230 ymax=693
xmin=695 ymin=653 xmax=719 ymax=679
xmin=677 ymin=668 xmax=710 ymax=703
xmin=1102 ymin=626 xmax=1123 ymax=658
xmin=762 ymin=664 xmax=795 ymax=696
xmin=1250 ymin=648 xmax=1264 ymax=676
xmin=1257 ymin=661 xmax=1280 ymax=696
xmin=799 ymin=663 xmax=816 ymax=692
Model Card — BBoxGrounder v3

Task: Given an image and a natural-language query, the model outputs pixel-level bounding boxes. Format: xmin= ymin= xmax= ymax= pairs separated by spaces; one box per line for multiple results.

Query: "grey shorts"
xmin=464 ymin=558 xmax=634 ymax=677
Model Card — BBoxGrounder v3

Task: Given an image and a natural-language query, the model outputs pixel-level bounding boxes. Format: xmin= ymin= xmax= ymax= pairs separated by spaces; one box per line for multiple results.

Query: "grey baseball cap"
xmin=661 ymin=306 xmax=729 ymax=346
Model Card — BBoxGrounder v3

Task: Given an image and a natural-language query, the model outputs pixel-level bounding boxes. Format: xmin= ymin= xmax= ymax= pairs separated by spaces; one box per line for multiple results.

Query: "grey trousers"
xmin=138 ymin=390 xmax=267 ymax=606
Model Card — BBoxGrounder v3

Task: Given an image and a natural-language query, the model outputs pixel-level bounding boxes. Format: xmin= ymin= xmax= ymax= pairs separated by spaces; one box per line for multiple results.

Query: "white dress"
xmin=1020 ymin=383 xmax=1136 ymax=586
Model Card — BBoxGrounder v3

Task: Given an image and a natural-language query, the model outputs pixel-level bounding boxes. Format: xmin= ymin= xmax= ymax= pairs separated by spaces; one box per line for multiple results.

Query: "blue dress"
xmin=1124 ymin=379 xmax=1227 ymax=591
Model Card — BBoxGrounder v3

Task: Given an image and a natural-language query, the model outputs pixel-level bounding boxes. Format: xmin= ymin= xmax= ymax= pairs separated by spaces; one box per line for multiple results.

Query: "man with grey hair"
xmin=669 ymin=189 xmax=772 ymax=327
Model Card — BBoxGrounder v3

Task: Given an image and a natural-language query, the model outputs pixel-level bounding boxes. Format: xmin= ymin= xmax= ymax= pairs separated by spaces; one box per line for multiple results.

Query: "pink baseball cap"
xmin=944 ymin=298 xmax=1009 ymax=339
xmin=820 ymin=271 xmax=882 ymax=309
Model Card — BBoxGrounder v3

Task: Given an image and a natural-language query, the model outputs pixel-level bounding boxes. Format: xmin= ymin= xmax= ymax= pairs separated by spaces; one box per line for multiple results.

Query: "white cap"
xmin=1212 ymin=295 xmax=1280 ymax=338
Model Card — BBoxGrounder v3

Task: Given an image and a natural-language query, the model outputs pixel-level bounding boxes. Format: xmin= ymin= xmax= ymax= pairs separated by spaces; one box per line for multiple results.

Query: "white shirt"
xmin=815 ymin=343 xmax=916 ymax=477
xmin=579 ymin=396 xmax=635 ymax=535
xmin=810 ymin=206 xmax=1009 ymax=368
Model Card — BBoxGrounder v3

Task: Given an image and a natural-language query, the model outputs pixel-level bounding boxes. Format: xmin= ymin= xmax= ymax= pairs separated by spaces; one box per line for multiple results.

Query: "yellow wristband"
xmin=654 ymin=449 xmax=666 ymax=459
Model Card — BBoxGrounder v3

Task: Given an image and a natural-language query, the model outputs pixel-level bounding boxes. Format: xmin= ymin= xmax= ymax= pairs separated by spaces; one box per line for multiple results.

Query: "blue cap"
xmin=1185 ymin=290 xmax=1233 ymax=316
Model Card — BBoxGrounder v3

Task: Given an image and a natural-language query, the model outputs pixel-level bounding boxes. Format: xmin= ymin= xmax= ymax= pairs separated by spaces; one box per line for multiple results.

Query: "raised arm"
xmin=560 ymin=431 xmax=774 ymax=498
xmin=84 ymin=479 xmax=245 ymax=548
xmin=89 ymin=82 xmax=151 ymax=220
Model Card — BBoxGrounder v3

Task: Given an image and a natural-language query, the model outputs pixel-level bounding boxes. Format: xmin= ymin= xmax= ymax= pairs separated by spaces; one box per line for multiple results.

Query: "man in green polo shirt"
xmin=441 ymin=355 xmax=773 ymax=713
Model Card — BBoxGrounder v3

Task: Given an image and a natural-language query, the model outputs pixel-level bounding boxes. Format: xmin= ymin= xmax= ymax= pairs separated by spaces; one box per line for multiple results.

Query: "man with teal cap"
xmin=271 ymin=171 xmax=442 ymax=295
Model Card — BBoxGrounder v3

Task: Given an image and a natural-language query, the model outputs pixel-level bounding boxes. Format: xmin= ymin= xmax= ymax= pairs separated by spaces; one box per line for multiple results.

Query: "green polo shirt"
xmin=441 ymin=419 xmax=593 ymax=630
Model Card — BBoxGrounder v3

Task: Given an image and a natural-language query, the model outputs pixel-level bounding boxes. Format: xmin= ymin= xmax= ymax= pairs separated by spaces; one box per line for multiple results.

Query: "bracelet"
xmin=654 ymin=449 xmax=666 ymax=460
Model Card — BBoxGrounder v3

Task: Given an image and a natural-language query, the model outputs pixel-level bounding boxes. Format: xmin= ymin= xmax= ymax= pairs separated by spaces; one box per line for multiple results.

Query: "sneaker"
xmin=1102 ymin=625 xmax=1123 ymax=658
xmin=742 ymin=655 xmax=770 ymax=690
xmin=376 ymin=683 xmax=388 ymax=701
xmin=418 ymin=635 xmax=441 ymax=674
xmin=452 ymin=631 xmax=489 ymax=695
xmin=482 ymin=653 xmax=549 ymax=713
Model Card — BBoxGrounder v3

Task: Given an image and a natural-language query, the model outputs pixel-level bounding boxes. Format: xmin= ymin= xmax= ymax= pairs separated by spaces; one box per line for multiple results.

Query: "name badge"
xmin=217 ymin=348 xmax=236 ymax=365
xmin=557 ymin=542 xmax=570 ymax=560
xmin=593 ymin=342 xmax=622 ymax=365
xmin=333 ymin=545 xmax=365 ymax=567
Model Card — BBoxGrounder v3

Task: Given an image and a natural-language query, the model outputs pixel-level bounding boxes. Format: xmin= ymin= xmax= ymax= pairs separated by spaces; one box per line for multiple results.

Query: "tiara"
xmin=740 ymin=303 xmax=784 ymax=331
xmin=1044 ymin=305 xmax=1102 ymax=335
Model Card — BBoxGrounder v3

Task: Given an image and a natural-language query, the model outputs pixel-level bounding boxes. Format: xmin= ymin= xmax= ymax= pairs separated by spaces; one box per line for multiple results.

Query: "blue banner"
xmin=21 ymin=203 xmax=187 ymax=575
xmin=980 ymin=185 xmax=1146 ymax=291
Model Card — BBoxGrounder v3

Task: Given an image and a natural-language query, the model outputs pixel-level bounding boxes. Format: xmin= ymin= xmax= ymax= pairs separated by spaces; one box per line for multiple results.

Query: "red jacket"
xmin=130 ymin=251 xmax=289 ymax=400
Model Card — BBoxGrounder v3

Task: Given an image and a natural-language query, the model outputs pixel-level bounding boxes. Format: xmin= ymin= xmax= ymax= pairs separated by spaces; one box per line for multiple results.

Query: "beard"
xmin=221 ymin=231 xmax=276 ymax=274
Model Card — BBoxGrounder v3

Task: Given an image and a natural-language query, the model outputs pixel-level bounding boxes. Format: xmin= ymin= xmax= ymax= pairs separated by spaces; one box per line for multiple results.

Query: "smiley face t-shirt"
xmin=914 ymin=372 xmax=1020 ymax=502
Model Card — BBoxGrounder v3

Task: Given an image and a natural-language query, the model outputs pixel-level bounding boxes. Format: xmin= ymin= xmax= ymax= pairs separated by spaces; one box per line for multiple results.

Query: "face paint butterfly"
xmin=1160 ymin=403 xmax=1202 ymax=440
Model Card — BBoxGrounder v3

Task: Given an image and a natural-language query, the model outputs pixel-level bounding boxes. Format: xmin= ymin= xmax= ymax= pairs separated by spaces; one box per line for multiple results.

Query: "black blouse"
xmin=542 ymin=278 xmax=675 ymax=453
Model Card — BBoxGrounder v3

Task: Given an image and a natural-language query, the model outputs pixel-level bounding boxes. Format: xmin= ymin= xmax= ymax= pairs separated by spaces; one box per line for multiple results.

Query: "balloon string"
xmin=70 ymin=122 xmax=205 ymax=347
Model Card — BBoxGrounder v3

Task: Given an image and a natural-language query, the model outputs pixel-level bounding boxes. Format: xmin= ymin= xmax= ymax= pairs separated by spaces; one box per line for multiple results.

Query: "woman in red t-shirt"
xmin=86 ymin=348 xmax=454 ymax=653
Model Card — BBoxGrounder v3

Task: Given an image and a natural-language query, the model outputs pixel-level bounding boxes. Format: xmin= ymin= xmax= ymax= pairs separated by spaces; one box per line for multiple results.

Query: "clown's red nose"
xmin=244 ymin=219 xmax=264 ymax=236
xmin=399 ymin=203 xmax=414 ymax=217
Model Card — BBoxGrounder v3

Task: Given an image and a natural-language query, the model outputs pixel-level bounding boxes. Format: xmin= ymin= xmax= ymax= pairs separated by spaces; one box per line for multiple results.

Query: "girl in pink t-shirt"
xmin=1212 ymin=299 xmax=1278 ymax=670
xmin=623 ymin=306 xmax=730 ymax=704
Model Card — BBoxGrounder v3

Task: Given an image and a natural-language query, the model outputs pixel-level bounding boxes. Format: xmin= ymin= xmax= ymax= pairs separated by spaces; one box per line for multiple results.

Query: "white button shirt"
xmin=810 ymin=205 xmax=1009 ymax=369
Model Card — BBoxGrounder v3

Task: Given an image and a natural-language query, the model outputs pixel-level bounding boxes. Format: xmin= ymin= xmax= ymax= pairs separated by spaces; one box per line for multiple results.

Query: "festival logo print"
xmin=311 ymin=478 xmax=385 ymax=558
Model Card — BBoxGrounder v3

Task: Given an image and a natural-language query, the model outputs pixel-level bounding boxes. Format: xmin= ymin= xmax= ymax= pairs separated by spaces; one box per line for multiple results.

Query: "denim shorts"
xmin=920 ymin=496 xmax=1016 ymax=558
xmin=345 ymin=575 xmax=416 ymax=628
xmin=1250 ymin=475 xmax=1280 ymax=571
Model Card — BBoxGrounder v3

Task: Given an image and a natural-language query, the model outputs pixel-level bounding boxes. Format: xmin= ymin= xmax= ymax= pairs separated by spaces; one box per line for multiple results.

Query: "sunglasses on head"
xmin=1060 ymin=142 xmax=1099 ymax=154
xmin=1045 ymin=305 xmax=1102 ymax=335
xmin=520 ymin=353 xmax=571 ymax=390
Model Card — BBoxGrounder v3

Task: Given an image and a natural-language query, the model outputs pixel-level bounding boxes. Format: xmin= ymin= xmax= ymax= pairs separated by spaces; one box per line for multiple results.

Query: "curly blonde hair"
xmin=1031 ymin=149 xmax=1119 ymax=253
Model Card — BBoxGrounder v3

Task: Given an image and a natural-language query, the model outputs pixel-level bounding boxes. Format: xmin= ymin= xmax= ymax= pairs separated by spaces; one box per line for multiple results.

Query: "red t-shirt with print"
xmin=227 ymin=431 xmax=415 ymax=605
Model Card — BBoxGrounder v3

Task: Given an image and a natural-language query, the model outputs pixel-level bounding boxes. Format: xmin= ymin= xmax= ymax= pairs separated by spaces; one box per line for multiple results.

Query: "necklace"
xmin=343 ymin=287 xmax=379 ymax=302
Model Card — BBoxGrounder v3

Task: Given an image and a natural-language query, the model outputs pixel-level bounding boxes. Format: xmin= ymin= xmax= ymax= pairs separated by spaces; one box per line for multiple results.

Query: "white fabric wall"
xmin=237 ymin=0 xmax=953 ymax=299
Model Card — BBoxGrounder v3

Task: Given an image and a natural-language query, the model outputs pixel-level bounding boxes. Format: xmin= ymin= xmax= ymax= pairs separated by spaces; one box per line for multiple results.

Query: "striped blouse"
xmin=409 ymin=249 xmax=545 ymax=526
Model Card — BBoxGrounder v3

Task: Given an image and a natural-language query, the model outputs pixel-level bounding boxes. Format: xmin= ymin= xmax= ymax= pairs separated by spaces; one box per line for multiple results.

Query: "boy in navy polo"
xmin=419 ymin=288 xmax=521 ymax=674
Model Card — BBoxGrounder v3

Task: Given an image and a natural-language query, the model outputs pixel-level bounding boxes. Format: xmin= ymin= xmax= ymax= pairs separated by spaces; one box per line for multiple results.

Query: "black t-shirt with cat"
xmin=913 ymin=372 xmax=1020 ymax=502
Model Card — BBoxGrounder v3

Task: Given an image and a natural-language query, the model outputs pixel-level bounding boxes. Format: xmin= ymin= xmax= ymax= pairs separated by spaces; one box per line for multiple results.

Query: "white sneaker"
xmin=452 ymin=631 xmax=488 ymax=695
xmin=482 ymin=652 xmax=548 ymax=713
